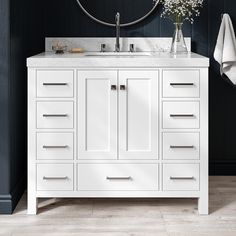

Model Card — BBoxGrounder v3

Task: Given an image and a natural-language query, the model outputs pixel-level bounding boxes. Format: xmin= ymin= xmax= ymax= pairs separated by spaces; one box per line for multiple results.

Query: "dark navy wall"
xmin=45 ymin=0 xmax=194 ymax=38
xmin=0 ymin=0 xmax=11 ymax=214
xmin=0 ymin=0 xmax=44 ymax=214
xmin=44 ymin=0 xmax=236 ymax=175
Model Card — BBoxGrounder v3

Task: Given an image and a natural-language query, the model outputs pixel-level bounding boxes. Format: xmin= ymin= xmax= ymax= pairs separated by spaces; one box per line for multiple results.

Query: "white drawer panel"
xmin=163 ymin=133 xmax=200 ymax=160
xmin=37 ymin=101 xmax=74 ymax=129
xmin=37 ymin=133 xmax=74 ymax=160
xmin=78 ymin=164 xmax=158 ymax=191
xmin=163 ymin=164 xmax=199 ymax=191
xmin=37 ymin=70 xmax=74 ymax=98
xmin=37 ymin=164 xmax=74 ymax=191
xmin=163 ymin=70 xmax=200 ymax=98
xmin=163 ymin=102 xmax=199 ymax=129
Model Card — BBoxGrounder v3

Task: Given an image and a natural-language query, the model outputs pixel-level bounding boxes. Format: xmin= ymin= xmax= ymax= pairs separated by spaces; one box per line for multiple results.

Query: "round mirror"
xmin=76 ymin=0 xmax=159 ymax=27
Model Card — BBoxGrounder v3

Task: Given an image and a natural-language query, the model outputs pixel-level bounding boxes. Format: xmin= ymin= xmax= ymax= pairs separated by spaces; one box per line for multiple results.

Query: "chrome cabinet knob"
xmin=111 ymin=85 xmax=117 ymax=90
xmin=120 ymin=85 xmax=126 ymax=90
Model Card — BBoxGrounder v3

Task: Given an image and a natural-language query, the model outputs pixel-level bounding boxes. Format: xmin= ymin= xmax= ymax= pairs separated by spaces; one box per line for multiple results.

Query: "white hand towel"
xmin=214 ymin=14 xmax=236 ymax=84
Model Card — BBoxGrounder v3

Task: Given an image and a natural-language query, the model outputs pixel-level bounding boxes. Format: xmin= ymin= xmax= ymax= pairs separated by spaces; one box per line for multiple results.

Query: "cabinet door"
xmin=119 ymin=70 xmax=158 ymax=160
xmin=78 ymin=71 xmax=118 ymax=160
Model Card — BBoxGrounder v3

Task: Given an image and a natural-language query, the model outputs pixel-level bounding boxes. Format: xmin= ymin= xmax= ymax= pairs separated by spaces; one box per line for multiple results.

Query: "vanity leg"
xmin=28 ymin=194 xmax=38 ymax=215
xmin=198 ymin=196 xmax=208 ymax=215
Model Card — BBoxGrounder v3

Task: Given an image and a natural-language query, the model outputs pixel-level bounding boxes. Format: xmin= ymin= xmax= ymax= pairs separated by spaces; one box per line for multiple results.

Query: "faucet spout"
xmin=115 ymin=12 xmax=120 ymax=52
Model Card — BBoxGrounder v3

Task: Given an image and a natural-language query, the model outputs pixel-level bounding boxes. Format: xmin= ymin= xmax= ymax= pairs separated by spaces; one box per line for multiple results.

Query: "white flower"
xmin=158 ymin=0 xmax=204 ymax=24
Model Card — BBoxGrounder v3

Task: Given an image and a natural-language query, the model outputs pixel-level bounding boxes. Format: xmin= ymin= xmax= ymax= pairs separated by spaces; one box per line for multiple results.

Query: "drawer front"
xmin=163 ymin=164 xmax=199 ymax=191
xmin=37 ymin=164 xmax=74 ymax=191
xmin=163 ymin=70 xmax=200 ymax=98
xmin=163 ymin=133 xmax=200 ymax=160
xmin=37 ymin=133 xmax=74 ymax=160
xmin=37 ymin=70 xmax=74 ymax=98
xmin=78 ymin=164 xmax=158 ymax=191
xmin=37 ymin=101 xmax=74 ymax=129
xmin=163 ymin=102 xmax=199 ymax=129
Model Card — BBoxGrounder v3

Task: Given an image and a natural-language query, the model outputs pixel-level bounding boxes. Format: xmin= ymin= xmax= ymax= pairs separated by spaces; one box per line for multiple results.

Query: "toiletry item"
xmin=52 ymin=43 xmax=67 ymax=54
xmin=70 ymin=48 xmax=84 ymax=53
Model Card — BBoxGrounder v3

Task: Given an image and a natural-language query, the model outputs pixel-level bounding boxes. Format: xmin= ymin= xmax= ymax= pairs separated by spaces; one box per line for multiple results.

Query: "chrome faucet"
xmin=115 ymin=12 xmax=120 ymax=52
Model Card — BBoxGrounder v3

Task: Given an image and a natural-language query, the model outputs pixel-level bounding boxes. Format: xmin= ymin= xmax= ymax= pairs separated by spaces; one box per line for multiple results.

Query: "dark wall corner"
xmin=0 ymin=0 xmax=45 ymax=214
xmin=0 ymin=175 xmax=26 ymax=214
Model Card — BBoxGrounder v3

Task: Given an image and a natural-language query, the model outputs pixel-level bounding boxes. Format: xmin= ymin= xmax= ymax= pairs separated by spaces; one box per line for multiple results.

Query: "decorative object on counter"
xmin=160 ymin=0 xmax=204 ymax=54
xmin=170 ymin=23 xmax=188 ymax=54
xmin=52 ymin=42 xmax=67 ymax=54
xmin=70 ymin=48 xmax=84 ymax=53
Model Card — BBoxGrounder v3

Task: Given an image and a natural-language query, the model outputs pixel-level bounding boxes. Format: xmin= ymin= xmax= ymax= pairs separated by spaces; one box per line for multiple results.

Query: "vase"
xmin=170 ymin=23 xmax=188 ymax=54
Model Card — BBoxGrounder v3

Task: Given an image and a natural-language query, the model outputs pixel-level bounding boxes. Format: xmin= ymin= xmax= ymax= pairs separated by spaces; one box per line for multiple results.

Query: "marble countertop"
xmin=27 ymin=52 xmax=209 ymax=68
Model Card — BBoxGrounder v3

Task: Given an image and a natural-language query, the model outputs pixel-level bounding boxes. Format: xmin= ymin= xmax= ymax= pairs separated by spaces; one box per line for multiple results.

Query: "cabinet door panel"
xmin=78 ymin=71 xmax=117 ymax=159
xmin=119 ymin=70 xmax=158 ymax=160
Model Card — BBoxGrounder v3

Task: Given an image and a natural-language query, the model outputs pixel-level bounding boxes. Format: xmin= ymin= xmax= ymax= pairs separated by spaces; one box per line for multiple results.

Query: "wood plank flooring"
xmin=1 ymin=176 xmax=236 ymax=236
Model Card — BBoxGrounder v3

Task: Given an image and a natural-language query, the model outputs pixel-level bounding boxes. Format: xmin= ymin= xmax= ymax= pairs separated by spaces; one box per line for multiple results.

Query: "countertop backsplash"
xmin=46 ymin=37 xmax=191 ymax=53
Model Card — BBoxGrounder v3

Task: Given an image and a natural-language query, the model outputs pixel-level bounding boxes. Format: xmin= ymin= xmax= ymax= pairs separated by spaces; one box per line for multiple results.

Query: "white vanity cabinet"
xmin=27 ymin=52 xmax=209 ymax=215
xmin=78 ymin=70 xmax=158 ymax=160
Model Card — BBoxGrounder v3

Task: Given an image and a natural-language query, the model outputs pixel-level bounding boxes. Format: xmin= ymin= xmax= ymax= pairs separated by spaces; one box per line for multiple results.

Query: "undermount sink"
xmin=85 ymin=52 xmax=152 ymax=57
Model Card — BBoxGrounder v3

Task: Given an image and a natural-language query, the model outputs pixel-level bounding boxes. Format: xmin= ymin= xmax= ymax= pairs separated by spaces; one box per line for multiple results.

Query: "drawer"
xmin=163 ymin=70 xmax=200 ymax=98
xmin=163 ymin=164 xmax=199 ymax=191
xmin=37 ymin=164 xmax=74 ymax=191
xmin=36 ymin=70 xmax=74 ymax=98
xmin=163 ymin=133 xmax=199 ymax=160
xmin=78 ymin=164 xmax=158 ymax=191
xmin=37 ymin=133 xmax=74 ymax=160
xmin=37 ymin=101 xmax=74 ymax=129
xmin=163 ymin=102 xmax=199 ymax=129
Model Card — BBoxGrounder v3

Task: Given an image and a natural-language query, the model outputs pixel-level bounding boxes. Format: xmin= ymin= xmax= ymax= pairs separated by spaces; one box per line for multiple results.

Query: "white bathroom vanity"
xmin=27 ymin=39 xmax=209 ymax=214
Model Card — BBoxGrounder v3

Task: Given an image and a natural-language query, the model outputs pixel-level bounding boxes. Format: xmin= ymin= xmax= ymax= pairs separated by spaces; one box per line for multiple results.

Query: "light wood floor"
xmin=1 ymin=176 xmax=236 ymax=236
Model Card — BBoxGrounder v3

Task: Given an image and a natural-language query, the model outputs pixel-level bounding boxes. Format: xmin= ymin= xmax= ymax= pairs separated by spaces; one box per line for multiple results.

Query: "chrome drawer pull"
xmin=170 ymin=83 xmax=194 ymax=86
xmin=43 ymin=176 xmax=68 ymax=180
xmin=170 ymin=114 xmax=194 ymax=118
xmin=170 ymin=145 xmax=194 ymax=149
xmin=43 ymin=83 xmax=68 ymax=86
xmin=43 ymin=145 xmax=68 ymax=149
xmin=43 ymin=114 xmax=68 ymax=117
xmin=170 ymin=176 xmax=195 ymax=180
xmin=106 ymin=176 xmax=132 ymax=180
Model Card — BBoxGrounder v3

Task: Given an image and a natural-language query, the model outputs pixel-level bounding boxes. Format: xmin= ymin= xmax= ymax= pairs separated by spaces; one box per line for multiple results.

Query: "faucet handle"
xmin=129 ymin=44 xmax=135 ymax=53
xmin=101 ymin=44 xmax=106 ymax=52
